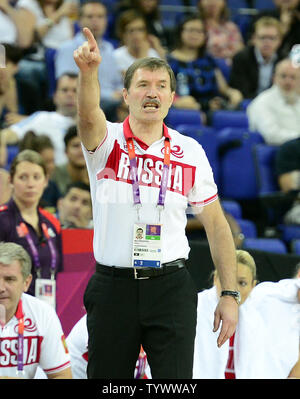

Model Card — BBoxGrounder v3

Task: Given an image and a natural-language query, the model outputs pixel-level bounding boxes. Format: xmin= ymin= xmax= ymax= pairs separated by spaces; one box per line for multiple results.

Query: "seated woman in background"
xmin=115 ymin=0 xmax=170 ymax=48
xmin=167 ymin=14 xmax=243 ymax=123
xmin=197 ymin=0 xmax=244 ymax=65
xmin=0 ymin=149 xmax=63 ymax=300
xmin=114 ymin=9 xmax=166 ymax=76
xmin=19 ymin=130 xmax=61 ymax=209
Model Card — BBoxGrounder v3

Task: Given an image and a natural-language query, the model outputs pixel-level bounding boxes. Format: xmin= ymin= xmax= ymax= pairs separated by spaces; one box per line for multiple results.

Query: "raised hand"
xmin=73 ymin=27 xmax=102 ymax=72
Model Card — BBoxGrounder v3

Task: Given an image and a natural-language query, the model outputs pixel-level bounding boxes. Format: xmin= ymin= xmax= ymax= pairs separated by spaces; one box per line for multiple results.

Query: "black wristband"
xmin=221 ymin=290 xmax=241 ymax=304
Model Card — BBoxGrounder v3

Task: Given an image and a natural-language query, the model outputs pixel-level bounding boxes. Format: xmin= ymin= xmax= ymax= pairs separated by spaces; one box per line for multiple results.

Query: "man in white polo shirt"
xmin=0 ymin=242 xmax=72 ymax=379
xmin=73 ymin=27 xmax=239 ymax=379
xmin=0 ymin=73 xmax=78 ymax=165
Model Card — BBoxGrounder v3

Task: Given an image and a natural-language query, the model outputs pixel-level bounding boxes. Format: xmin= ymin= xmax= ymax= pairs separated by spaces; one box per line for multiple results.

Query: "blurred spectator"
xmin=197 ymin=0 xmax=244 ymax=65
xmin=16 ymin=0 xmax=76 ymax=48
xmin=1 ymin=72 xmax=78 ymax=165
xmin=0 ymin=43 xmax=24 ymax=129
xmin=248 ymin=0 xmax=300 ymax=58
xmin=229 ymin=16 xmax=283 ymax=99
xmin=0 ymin=0 xmax=35 ymax=47
xmin=116 ymin=0 xmax=170 ymax=48
xmin=0 ymin=149 xmax=63 ymax=297
xmin=19 ymin=130 xmax=61 ymax=209
xmin=55 ymin=0 xmax=123 ymax=122
xmin=51 ymin=125 xmax=89 ymax=196
xmin=0 ymin=242 xmax=72 ymax=379
xmin=57 ymin=181 xmax=92 ymax=229
xmin=114 ymin=9 xmax=165 ymax=76
xmin=247 ymin=58 xmax=300 ymax=145
xmin=275 ymin=137 xmax=300 ymax=224
xmin=167 ymin=14 xmax=242 ymax=121
xmin=14 ymin=0 xmax=77 ymax=114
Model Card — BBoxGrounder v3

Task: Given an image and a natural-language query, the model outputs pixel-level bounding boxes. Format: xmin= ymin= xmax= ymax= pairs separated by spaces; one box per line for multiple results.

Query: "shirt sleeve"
xmin=10 ymin=112 xmax=42 ymax=140
xmin=81 ymin=121 xmax=119 ymax=174
xmin=66 ymin=315 xmax=88 ymax=379
xmin=187 ymin=143 xmax=218 ymax=209
xmin=39 ymin=304 xmax=71 ymax=374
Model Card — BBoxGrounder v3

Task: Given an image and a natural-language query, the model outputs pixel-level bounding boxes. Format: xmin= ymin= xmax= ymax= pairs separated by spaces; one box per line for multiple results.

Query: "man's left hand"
xmin=213 ymin=296 xmax=238 ymax=347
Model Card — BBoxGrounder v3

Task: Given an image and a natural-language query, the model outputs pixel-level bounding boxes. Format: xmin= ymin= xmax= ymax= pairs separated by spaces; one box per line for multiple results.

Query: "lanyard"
xmin=41 ymin=223 xmax=57 ymax=279
xmin=126 ymin=137 xmax=171 ymax=213
xmin=16 ymin=300 xmax=24 ymax=376
xmin=135 ymin=346 xmax=147 ymax=379
xmin=19 ymin=222 xmax=57 ymax=278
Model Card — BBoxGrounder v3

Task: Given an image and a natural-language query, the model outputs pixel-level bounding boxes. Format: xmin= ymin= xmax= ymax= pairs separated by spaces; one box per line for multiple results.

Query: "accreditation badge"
xmin=35 ymin=278 xmax=56 ymax=308
xmin=132 ymin=223 xmax=162 ymax=268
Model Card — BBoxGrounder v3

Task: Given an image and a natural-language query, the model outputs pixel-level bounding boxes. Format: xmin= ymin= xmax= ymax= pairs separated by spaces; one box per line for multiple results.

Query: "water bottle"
xmin=177 ymin=72 xmax=189 ymax=96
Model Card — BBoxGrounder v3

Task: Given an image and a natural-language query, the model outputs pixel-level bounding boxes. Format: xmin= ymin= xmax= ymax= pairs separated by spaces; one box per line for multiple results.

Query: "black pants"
xmin=83 ymin=265 xmax=198 ymax=379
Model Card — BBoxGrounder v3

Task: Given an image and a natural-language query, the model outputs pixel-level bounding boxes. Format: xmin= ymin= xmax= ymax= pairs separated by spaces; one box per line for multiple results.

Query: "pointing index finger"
xmin=83 ymin=27 xmax=97 ymax=48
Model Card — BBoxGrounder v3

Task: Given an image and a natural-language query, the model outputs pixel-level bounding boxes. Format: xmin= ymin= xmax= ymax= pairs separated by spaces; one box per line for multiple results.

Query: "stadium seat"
xmin=165 ymin=108 xmax=202 ymax=130
xmin=222 ymin=199 xmax=242 ymax=219
xmin=253 ymin=0 xmax=276 ymax=10
xmin=253 ymin=144 xmax=296 ymax=225
xmin=216 ymin=128 xmax=264 ymax=199
xmin=243 ymin=238 xmax=287 ymax=254
xmin=279 ymin=224 xmax=300 ymax=243
xmin=45 ymin=47 xmax=57 ymax=97
xmin=236 ymin=218 xmax=257 ymax=238
xmin=160 ymin=0 xmax=187 ymax=28
xmin=240 ymin=99 xmax=252 ymax=110
xmin=291 ymin=239 xmax=300 ymax=255
xmin=176 ymin=124 xmax=214 ymax=141
xmin=176 ymin=124 xmax=220 ymax=186
xmin=253 ymin=144 xmax=279 ymax=196
xmin=227 ymin=0 xmax=248 ymax=10
xmin=211 ymin=110 xmax=249 ymax=130
xmin=5 ymin=145 xmax=19 ymax=170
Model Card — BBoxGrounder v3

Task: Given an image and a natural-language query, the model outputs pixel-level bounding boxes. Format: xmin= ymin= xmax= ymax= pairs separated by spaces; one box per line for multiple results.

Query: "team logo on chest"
xmin=117 ymin=152 xmax=185 ymax=193
xmin=161 ymin=145 xmax=184 ymax=159
xmin=13 ymin=318 xmax=37 ymax=333
xmin=96 ymin=142 xmax=195 ymax=197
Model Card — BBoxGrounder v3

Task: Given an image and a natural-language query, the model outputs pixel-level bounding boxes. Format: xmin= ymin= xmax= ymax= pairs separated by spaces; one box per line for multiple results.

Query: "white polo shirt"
xmin=67 ymin=314 xmax=152 ymax=379
xmin=0 ymin=293 xmax=70 ymax=379
xmin=82 ymin=118 xmax=218 ymax=267
xmin=11 ymin=111 xmax=75 ymax=165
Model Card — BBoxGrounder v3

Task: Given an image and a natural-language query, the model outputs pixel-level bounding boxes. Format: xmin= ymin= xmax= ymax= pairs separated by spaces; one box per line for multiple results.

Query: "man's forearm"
xmin=77 ymin=70 xmax=100 ymax=123
xmin=77 ymin=70 xmax=107 ymax=150
xmin=207 ymin=222 xmax=238 ymax=291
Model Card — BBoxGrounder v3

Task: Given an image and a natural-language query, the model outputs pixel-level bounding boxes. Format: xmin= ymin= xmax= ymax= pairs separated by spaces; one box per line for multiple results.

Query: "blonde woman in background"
xmin=193 ymin=250 xmax=300 ymax=379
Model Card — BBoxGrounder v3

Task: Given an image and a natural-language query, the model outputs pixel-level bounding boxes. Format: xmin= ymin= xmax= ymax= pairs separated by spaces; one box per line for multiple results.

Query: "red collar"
xmin=123 ymin=116 xmax=171 ymax=150
xmin=15 ymin=299 xmax=24 ymax=320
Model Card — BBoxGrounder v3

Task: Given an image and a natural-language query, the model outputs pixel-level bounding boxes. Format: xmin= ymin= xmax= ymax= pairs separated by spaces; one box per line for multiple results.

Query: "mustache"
xmin=142 ymin=99 xmax=161 ymax=107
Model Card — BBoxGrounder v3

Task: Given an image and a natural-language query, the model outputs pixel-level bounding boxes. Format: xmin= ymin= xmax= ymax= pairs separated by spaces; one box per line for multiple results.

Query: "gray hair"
xmin=124 ymin=57 xmax=177 ymax=93
xmin=0 ymin=242 xmax=32 ymax=280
